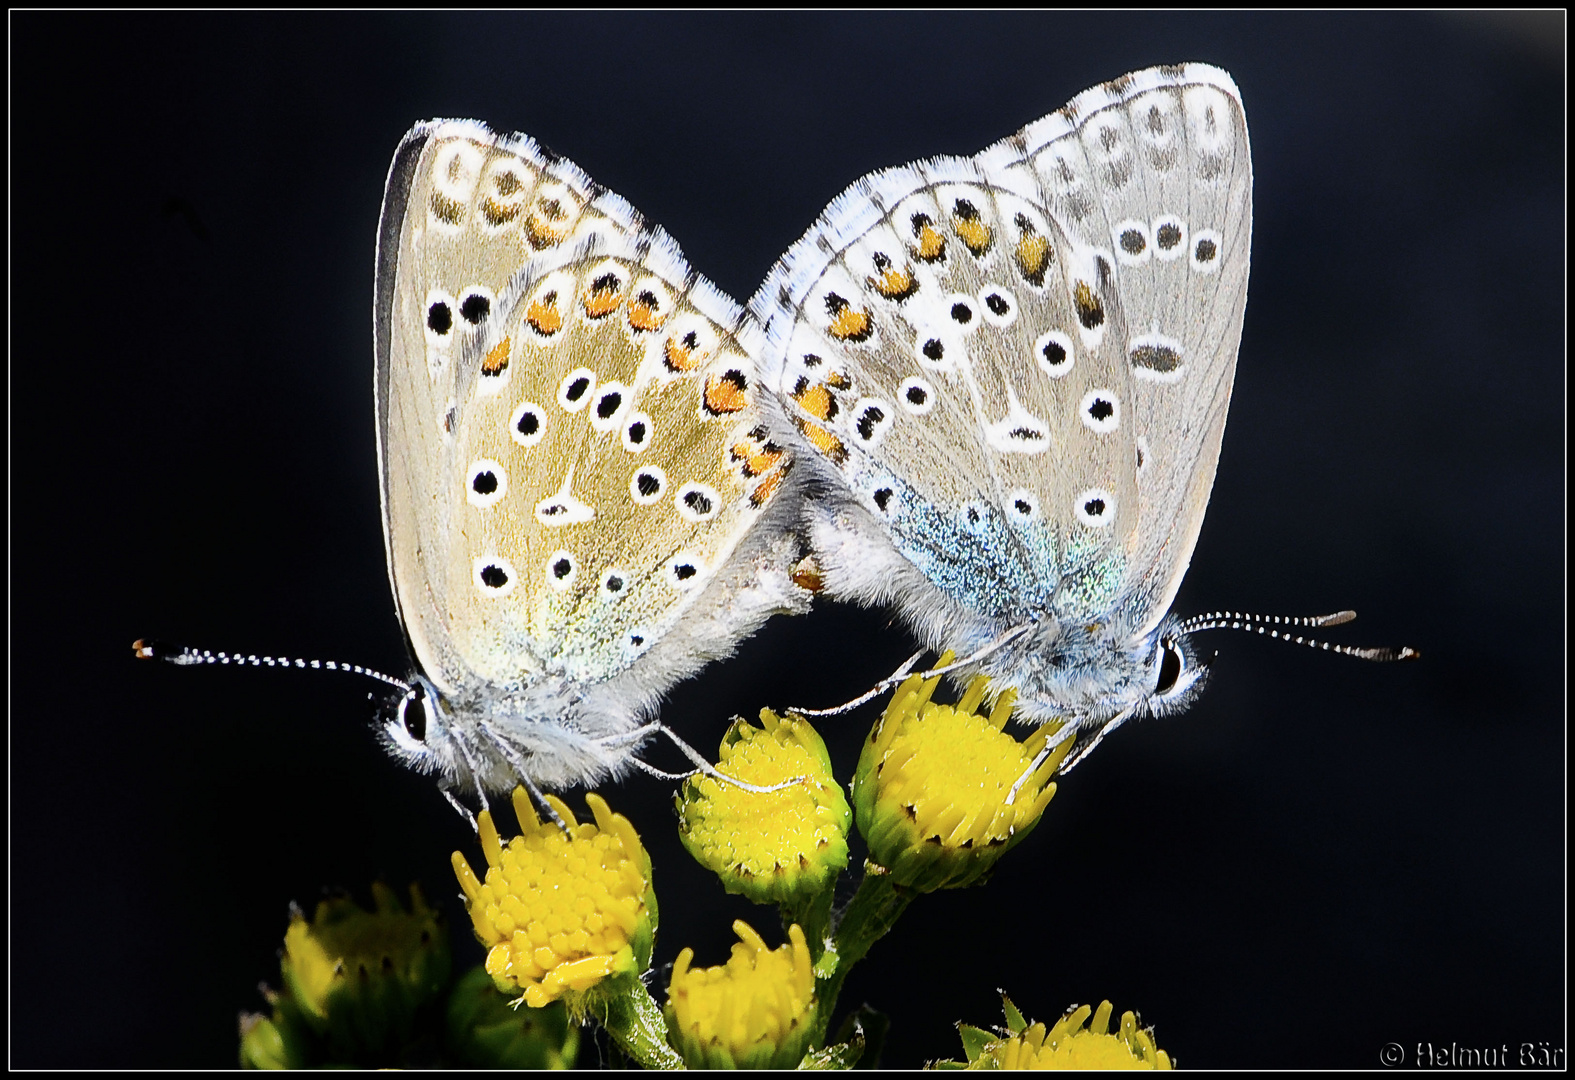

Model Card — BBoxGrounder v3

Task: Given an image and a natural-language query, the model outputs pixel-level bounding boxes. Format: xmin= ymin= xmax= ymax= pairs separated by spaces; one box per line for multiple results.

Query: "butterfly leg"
xmin=476 ymin=723 xmax=573 ymax=835
xmin=647 ymin=723 xmax=807 ymax=795
xmin=1057 ymin=706 xmax=1139 ymax=776
xmin=439 ymin=785 xmax=479 ymax=833
xmin=787 ymin=624 xmax=1035 ymax=718
xmin=591 ymin=722 xmax=663 ymax=750
xmin=1005 ymin=722 xmax=1079 ymax=805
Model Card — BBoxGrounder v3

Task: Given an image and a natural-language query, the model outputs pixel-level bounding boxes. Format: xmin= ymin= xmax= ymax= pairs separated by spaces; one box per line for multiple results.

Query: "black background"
xmin=12 ymin=12 xmax=1563 ymax=1069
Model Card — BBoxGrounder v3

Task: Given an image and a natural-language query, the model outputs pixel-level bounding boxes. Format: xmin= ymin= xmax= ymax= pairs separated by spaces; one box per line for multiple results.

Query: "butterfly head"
xmin=378 ymin=675 xmax=468 ymax=783
xmin=1142 ymin=616 xmax=1212 ymax=719
xmin=997 ymin=611 xmax=1211 ymax=731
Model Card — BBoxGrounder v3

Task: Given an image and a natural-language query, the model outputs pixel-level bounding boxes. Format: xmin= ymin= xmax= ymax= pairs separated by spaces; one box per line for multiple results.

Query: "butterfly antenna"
xmin=131 ymin=639 xmax=412 ymax=689
xmin=1171 ymin=611 xmax=1420 ymax=662
xmin=786 ymin=624 xmax=1034 ymax=718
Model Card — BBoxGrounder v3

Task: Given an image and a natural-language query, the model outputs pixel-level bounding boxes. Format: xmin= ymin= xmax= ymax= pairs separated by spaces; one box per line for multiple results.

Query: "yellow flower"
xmin=665 ymin=920 xmax=817 ymax=1069
xmin=853 ymin=660 xmax=1067 ymax=891
xmin=242 ymin=882 xmax=450 ymax=1067
xmin=960 ymin=999 xmax=1172 ymax=1070
xmin=451 ymin=789 xmax=655 ymax=1011
xmin=676 ymin=709 xmax=850 ymax=907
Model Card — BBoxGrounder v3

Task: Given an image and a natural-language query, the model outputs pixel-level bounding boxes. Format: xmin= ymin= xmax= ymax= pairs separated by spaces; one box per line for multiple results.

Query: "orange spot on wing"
xmin=583 ymin=284 xmax=622 ymax=319
xmin=628 ymin=291 xmax=666 ymax=332
xmin=952 ymin=215 xmax=993 ymax=256
xmin=730 ymin=438 xmax=784 ymax=478
xmin=527 ymin=295 xmax=562 ymax=336
xmin=791 ymin=381 xmax=835 ymax=421
xmin=482 ymin=336 xmax=511 ymax=375
xmin=703 ymin=369 xmax=749 ymax=415
xmin=793 ymin=417 xmax=847 ymax=465
xmin=870 ymin=265 xmax=917 ymax=300
xmin=524 ymin=196 xmax=572 ymax=249
xmin=824 ymin=371 xmax=852 ymax=391
xmin=748 ymin=466 xmax=786 ymax=509
xmin=1015 ymin=233 xmax=1051 ymax=285
xmin=827 ymin=303 xmax=872 ymax=343
xmin=663 ymin=334 xmax=700 ymax=372
xmin=913 ymin=223 xmax=946 ymax=262
xmin=430 ymin=192 xmax=464 ymax=226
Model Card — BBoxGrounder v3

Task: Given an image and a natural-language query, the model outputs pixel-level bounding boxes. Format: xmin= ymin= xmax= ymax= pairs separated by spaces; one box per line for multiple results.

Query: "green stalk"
xmin=597 ymin=976 xmax=684 ymax=1070
xmin=810 ymin=863 xmax=914 ymax=1047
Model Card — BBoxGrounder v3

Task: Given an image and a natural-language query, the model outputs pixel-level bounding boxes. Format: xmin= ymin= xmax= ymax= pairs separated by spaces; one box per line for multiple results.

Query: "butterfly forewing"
xmin=751 ymin=63 xmax=1251 ymax=717
xmin=375 ymin=120 xmax=804 ymax=762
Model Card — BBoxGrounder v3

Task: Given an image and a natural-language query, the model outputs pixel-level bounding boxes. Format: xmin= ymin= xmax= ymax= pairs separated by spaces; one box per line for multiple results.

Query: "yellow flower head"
xmin=451 ymin=789 xmax=656 ymax=1011
xmin=665 ymin=920 xmax=817 ymax=1069
xmin=961 ymin=999 xmax=1172 ymax=1070
xmin=853 ymin=659 xmax=1067 ymax=891
xmin=677 ymin=709 xmax=850 ymax=906
xmin=242 ymin=882 xmax=451 ymax=1067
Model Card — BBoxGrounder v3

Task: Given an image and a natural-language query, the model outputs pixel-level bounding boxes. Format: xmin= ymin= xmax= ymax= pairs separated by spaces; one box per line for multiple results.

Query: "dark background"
xmin=12 ymin=12 xmax=1563 ymax=1069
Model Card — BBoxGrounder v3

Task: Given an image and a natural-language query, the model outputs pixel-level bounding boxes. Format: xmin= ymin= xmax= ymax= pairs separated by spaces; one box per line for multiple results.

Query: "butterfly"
xmin=368 ymin=120 xmax=812 ymax=801
xmin=750 ymin=63 xmax=1278 ymax=766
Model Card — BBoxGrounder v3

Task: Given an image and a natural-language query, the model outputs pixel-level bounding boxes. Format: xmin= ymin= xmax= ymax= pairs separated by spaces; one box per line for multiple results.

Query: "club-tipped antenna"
xmin=132 ymin=638 xmax=411 ymax=691
xmin=1171 ymin=611 xmax=1419 ymax=662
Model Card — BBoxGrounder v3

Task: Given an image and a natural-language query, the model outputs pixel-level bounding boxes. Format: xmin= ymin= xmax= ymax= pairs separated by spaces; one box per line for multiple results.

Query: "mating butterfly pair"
xmin=322 ymin=60 xmax=1284 ymax=808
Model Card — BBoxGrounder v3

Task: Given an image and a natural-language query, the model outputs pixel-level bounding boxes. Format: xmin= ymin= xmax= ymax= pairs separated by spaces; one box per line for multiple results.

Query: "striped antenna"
xmin=1170 ymin=611 xmax=1419 ymax=662
xmin=132 ymin=639 xmax=410 ymax=691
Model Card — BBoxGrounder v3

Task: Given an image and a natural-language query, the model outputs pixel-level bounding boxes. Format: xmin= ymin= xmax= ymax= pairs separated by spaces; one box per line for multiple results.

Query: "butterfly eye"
xmin=1074 ymin=488 xmax=1115 ymax=528
xmin=898 ymin=376 xmax=934 ymax=415
xmin=977 ymin=286 xmax=1017 ymax=327
xmin=465 ymin=458 xmax=507 ymax=509
xmin=1112 ymin=219 xmax=1152 ymax=266
xmin=398 ymin=685 xmax=428 ymax=742
xmin=916 ymin=337 xmax=949 ymax=371
xmin=665 ymin=553 xmax=703 ymax=589
xmin=850 ymin=398 xmax=894 ymax=446
xmin=676 ymin=483 xmax=720 ymax=522
xmin=545 ymin=549 xmax=578 ymax=591
xmin=600 ymin=569 xmax=630 ymax=600
xmin=1154 ymin=639 xmax=1184 ymax=696
xmin=557 ymin=368 xmax=597 ymax=412
xmin=589 ymin=382 xmax=628 ymax=432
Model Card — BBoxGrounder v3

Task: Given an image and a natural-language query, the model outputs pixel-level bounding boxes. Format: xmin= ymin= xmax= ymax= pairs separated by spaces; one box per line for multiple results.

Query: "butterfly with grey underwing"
xmin=750 ymin=62 xmax=1415 ymax=771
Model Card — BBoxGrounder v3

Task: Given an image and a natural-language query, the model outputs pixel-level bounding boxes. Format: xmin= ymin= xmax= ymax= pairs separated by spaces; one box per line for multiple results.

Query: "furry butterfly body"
xmin=752 ymin=64 xmax=1252 ymax=745
xmin=375 ymin=120 xmax=810 ymax=795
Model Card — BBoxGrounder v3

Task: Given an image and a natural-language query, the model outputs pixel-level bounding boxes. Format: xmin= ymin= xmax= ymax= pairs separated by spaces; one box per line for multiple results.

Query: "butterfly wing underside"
xmin=375 ymin=121 xmax=802 ymax=708
xmin=752 ymin=64 xmax=1250 ymax=650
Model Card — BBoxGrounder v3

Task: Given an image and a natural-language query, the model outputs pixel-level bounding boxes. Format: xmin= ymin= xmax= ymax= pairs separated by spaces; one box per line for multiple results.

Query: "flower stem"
xmin=812 ymin=862 xmax=914 ymax=1046
xmin=597 ymin=976 xmax=684 ymax=1070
